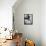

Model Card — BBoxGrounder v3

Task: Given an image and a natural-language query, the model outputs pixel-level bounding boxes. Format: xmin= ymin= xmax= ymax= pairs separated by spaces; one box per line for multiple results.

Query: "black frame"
xmin=24 ymin=14 xmax=33 ymax=25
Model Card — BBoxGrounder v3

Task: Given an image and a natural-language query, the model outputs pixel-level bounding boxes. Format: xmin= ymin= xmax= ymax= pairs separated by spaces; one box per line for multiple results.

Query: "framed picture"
xmin=24 ymin=14 xmax=33 ymax=25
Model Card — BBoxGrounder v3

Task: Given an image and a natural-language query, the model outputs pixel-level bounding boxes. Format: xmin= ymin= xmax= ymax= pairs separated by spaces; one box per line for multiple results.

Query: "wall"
xmin=13 ymin=0 xmax=41 ymax=46
xmin=0 ymin=0 xmax=16 ymax=30
xmin=41 ymin=0 xmax=46 ymax=46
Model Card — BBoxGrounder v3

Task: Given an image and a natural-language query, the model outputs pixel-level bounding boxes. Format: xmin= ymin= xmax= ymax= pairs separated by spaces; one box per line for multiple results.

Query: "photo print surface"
xmin=24 ymin=14 xmax=33 ymax=25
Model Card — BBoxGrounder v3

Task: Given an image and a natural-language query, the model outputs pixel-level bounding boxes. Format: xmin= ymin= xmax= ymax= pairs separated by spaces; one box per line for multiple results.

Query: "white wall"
xmin=13 ymin=0 xmax=41 ymax=46
xmin=41 ymin=0 xmax=46 ymax=46
xmin=0 ymin=0 xmax=16 ymax=30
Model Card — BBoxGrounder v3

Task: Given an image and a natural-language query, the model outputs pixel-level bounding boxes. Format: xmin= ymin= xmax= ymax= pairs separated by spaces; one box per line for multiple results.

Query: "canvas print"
xmin=24 ymin=14 xmax=33 ymax=25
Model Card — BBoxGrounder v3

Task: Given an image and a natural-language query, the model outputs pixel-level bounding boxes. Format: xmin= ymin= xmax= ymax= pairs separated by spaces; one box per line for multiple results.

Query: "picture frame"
xmin=24 ymin=14 xmax=33 ymax=25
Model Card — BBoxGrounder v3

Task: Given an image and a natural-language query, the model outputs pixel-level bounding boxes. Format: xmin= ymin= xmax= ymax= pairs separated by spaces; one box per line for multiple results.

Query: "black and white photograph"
xmin=24 ymin=14 xmax=33 ymax=25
